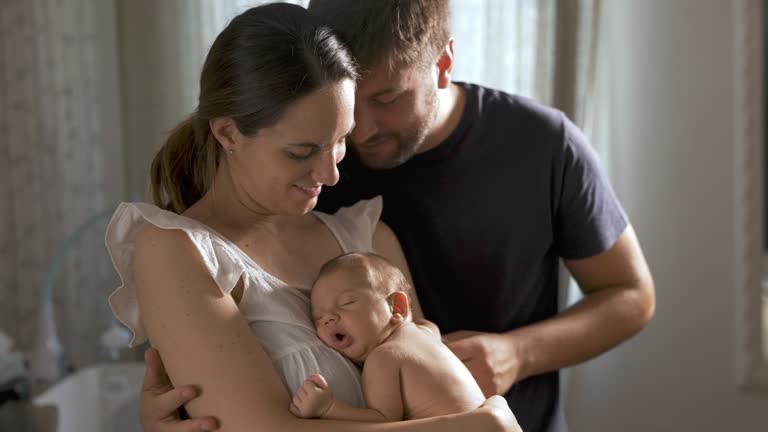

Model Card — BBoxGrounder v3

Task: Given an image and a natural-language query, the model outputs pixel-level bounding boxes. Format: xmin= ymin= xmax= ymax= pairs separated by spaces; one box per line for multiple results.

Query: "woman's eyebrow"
xmin=287 ymin=123 xmax=356 ymax=148
xmin=287 ymin=142 xmax=320 ymax=148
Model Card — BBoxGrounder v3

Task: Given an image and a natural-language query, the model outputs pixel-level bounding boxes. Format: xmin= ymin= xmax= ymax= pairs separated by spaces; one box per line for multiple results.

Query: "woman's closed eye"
xmin=286 ymin=138 xmax=348 ymax=161
xmin=286 ymin=146 xmax=316 ymax=160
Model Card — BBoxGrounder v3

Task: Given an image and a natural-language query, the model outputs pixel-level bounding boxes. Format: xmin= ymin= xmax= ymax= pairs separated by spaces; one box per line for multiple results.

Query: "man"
xmin=139 ymin=1 xmax=655 ymax=431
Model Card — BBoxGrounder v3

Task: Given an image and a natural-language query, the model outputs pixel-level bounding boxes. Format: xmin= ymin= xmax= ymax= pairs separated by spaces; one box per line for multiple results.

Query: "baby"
xmin=289 ymin=252 xmax=485 ymax=422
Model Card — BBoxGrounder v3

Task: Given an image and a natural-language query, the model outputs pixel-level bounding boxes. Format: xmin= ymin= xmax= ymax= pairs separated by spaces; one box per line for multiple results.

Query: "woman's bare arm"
xmin=134 ymin=225 xmax=517 ymax=432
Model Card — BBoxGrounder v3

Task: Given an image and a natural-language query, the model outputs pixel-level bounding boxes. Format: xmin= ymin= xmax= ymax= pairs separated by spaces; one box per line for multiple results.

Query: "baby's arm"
xmin=291 ymin=348 xmax=404 ymax=422
xmin=290 ymin=373 xmax=393 ymax=422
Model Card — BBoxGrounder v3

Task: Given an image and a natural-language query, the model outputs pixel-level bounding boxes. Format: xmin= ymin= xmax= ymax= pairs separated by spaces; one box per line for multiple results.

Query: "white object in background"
xmin=29 ymin=298 xmax=66 ymax=393
xmin=0 ymin=331 xmax=11 ymax=355
xmin=34 ymin=362 xmax=144 ymax=432
xmin=0 ymin=331 xmax=26 ymax=385
xmin=100 ymin=322 xmax=134 ymax=361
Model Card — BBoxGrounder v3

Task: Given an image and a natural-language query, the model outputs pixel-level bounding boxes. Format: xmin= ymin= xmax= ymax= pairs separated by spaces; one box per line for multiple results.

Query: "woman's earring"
xmin=228 ymin=148 xmax=234 ymax=155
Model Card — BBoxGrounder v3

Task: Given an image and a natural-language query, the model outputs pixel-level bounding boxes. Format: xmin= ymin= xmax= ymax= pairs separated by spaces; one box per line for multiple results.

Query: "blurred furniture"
xmin=33 ymin=362 xmax=143 ymax=432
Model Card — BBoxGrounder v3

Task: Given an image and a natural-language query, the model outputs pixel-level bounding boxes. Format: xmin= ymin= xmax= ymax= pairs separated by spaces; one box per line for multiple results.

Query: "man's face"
xmin=349 ymin=63 xmax=439 ymax=170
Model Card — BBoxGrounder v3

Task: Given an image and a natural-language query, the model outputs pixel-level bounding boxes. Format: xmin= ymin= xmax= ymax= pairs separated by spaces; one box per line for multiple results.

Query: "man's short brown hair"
xmin=307 ymin=0 xmax=450 ymax=72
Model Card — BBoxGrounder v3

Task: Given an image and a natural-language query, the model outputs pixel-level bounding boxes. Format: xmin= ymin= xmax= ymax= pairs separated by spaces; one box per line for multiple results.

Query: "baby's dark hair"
xmin=315 ymin=252 xmax=411 ymax=297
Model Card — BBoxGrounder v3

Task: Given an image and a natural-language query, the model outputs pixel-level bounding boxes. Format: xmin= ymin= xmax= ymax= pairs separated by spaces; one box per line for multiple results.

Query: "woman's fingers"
xmin=480 ymin=395 xmax=521 ymax=432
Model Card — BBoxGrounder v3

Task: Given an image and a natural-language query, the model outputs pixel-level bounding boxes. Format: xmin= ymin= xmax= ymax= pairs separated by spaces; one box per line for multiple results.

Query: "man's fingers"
xmin=147 ymin=386 xmax=198 ymax=418
xmin=164 ymin=418 xmax=219 ymax=432
xmin=441 ymin=330 xmax=473 ymax=343
xmin=143 ymin=347 xmax=171 ymax=390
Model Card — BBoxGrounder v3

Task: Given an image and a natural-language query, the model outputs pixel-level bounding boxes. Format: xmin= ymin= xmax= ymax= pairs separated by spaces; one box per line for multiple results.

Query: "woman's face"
xmin=225 ymin=79 xmax=356 ymax=216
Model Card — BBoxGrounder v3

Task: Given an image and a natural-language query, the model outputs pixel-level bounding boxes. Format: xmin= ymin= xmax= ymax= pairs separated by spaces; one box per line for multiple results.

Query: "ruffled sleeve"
xmin=314 ymin=196 xmax=383 ymax=253
xmin=105 ymin=202 xmax=254 ymax=347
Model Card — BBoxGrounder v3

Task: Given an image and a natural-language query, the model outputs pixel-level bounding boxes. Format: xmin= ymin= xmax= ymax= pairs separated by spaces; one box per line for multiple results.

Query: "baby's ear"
xmin=389 ymin=291 xmax=410 ymax=322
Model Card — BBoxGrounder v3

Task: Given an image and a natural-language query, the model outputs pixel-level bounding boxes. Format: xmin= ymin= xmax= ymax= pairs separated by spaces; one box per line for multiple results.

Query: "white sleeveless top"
xmin=106 ymin=197 xmax=384 ymax=408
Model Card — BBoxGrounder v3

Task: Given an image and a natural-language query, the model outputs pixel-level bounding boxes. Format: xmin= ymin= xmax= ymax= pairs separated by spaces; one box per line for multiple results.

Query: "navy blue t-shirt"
xmin=316 ymin=83 xmax=627 ymax=432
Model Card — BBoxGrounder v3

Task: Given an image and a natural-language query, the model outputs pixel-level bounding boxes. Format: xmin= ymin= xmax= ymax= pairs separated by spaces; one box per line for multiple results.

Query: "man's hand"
xmin=443 ymin=331 xmax=521 ymax=398
xmin=289 ymin=374 xmax=334 ymax=418
xmin=140 ymin=347 xmax=218 ymax=432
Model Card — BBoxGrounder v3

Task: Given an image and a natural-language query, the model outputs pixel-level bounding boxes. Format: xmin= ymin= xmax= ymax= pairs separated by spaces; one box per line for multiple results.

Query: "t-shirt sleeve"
xmin=552 ymin=113 xmax=628 ymax=260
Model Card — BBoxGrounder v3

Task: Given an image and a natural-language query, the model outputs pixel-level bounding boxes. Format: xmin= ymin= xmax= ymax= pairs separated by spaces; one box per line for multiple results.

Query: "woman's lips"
xmin=295 ymin=184 xmax=322 ymax=197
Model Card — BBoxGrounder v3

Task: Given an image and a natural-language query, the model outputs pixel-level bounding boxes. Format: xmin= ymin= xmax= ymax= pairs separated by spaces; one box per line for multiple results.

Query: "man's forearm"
xmin=511 ymin=280 xmax=655 ymax=382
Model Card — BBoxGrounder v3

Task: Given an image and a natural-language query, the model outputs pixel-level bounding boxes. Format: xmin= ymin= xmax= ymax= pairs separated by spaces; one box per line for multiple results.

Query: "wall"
xmin=564 ymin=0 xmax=768 ymax=430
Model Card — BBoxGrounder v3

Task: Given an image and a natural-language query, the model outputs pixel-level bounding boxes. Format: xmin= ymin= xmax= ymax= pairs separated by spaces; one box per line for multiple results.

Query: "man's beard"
xmin=351 ymin=88 xmax=439 ymax=170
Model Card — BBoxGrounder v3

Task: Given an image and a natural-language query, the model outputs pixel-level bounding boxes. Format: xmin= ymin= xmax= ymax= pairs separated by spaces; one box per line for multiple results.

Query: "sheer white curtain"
xmin=450 ymin=0 xmax=602 ymax=129
xmin=450 ymin=0 xmax=556 ymax=105
xmin=0 ymin=0 xmax=124 ymax=368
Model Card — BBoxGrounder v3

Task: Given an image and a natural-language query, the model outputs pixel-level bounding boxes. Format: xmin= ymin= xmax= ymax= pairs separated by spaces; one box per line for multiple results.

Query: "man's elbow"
xmin=629 ymin=276 xmax=656 ymax=331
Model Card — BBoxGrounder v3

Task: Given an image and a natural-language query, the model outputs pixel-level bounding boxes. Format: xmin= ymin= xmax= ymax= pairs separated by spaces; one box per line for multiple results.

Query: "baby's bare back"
xmin=374 ymin=323 xmax=485 ymax=419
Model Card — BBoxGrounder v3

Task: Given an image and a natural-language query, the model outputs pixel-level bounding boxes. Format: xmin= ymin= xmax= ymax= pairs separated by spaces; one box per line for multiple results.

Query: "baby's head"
xmin=311 ymin=252 xmax=412 ymax=363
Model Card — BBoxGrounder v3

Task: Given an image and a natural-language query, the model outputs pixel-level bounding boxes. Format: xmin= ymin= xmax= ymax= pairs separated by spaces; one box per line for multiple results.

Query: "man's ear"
xmin=209 ymin=117 xmax=240 ymax=153
xmin=435 ymin=38 xmax=455 ymax=89
xmin=389 ymin=291 xmax=410 ymax=322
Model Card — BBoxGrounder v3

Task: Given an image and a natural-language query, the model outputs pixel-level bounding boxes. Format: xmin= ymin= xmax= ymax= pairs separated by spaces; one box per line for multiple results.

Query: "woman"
xmin=107 ymin=4 xmax=519 ymax=431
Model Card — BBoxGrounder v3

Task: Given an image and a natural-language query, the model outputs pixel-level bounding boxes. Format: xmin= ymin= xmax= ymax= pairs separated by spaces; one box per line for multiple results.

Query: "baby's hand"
xmin=289 ymin=374 xmax=334 ymax=418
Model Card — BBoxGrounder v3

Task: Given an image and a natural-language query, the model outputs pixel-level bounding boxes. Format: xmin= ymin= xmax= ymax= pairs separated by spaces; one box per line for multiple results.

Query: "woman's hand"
xmin=478 ymin=395 xmax=522 ymax=432
xmin=140 ymin=348 xmax=219 ymax=432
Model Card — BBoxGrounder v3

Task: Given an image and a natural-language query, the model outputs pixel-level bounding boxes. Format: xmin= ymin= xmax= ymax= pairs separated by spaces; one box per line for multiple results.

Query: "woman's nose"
xmin=312 ymin=145 xmax=343 ymax=186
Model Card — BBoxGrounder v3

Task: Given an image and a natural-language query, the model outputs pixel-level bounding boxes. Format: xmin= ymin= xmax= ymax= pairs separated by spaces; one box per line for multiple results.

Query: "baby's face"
xmin=311 ymin=269 xmax=393 ymax=363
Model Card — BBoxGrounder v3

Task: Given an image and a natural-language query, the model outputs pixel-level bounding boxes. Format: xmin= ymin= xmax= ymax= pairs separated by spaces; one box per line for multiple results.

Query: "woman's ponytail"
xmin=149 ymin=115 xmax=217 ymax=214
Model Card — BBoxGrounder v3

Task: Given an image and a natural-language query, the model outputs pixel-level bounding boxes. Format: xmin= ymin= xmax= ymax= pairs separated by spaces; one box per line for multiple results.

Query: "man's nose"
xmin=351 ymin=103 xmax=377 ymax=144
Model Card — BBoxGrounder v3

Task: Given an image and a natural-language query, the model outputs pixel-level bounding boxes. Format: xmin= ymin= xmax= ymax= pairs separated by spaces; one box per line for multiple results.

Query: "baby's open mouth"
xmin=331 ymin=331 xmax=353 ymax=349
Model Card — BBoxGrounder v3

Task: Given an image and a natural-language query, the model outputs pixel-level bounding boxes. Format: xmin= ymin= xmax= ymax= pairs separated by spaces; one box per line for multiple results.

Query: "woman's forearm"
xmin=279 ymin=409 xmax=505 ymax=432
xmin=322 ymin=400 xmax=390 ymax=422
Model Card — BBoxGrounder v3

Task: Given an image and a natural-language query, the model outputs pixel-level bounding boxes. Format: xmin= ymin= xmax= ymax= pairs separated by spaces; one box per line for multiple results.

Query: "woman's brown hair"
xmin=150 ymin=3 xmax=358 ymax=213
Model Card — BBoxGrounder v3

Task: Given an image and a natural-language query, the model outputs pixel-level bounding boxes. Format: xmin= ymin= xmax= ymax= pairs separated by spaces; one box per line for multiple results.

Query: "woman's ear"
xmin=209 ymin=117 xmax=240 ymax=153
xmin=389 ymin=291 xmax=410 ymax=322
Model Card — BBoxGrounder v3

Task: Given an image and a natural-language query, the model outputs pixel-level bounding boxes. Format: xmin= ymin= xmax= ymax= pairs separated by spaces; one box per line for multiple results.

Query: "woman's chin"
xmin=281 ymin=195 xmax=318 ymax=216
